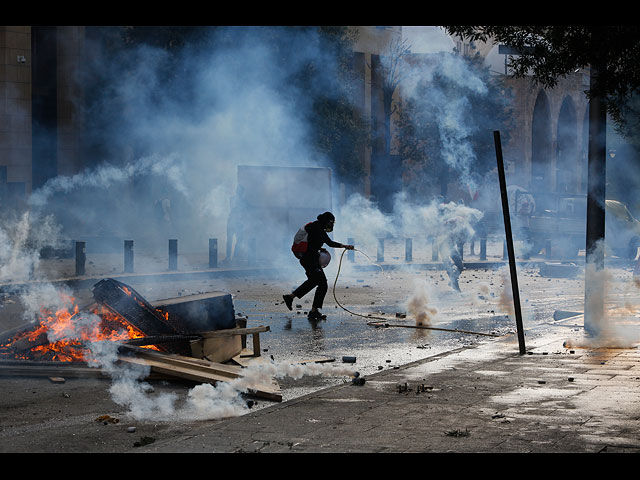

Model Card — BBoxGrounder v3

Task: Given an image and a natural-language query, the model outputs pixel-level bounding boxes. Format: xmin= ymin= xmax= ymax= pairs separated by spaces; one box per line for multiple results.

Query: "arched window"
xmin=556 ymin=96 xmax=578 ymax=193
xmin=531 ymin=90 xmax=552 ymax=192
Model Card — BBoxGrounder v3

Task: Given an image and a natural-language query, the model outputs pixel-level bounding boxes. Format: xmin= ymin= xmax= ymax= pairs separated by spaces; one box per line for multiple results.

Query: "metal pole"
xmin=209 ymin=238 xmax=218 ymax=268
xmin=405 ymin=238 xmax=412 ymax=262
xmin=377 ymin=238 xmax=384 ymax=263
xmin=75 ymin=241 xmax=86 ymax=276
xmin=494 ymin=130 xmax=526 ymax=354
xmin=584 ymin=62 xmax=607 ymax=336
xmin=168 ymin=239 xmax=178 ymax=271
xmin=347 ymin=238 xmax=354 ymax=262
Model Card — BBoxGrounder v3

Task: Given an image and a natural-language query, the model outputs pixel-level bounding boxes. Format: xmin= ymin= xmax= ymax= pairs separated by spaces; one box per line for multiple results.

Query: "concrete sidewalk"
xmin=141 ymin=316 xmax=640 ymax=453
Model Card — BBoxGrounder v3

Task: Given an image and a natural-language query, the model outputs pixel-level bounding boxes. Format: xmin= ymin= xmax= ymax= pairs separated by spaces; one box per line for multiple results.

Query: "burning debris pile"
xmin=1 ymin=279 xmax=194 ymax=362
xmin=0 ymin=279 xmax=285 ymax=402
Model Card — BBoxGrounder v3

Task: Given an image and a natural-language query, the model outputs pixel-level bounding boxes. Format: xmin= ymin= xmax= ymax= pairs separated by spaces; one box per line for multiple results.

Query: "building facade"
xmin=0 ymin=26 xmax=85 ymax=210
xmin=0 ymin=25 xmax=593 ymax=214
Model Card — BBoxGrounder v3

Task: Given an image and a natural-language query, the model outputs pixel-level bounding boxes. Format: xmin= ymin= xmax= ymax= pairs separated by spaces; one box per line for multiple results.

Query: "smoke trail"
xmin=93 ymin=344 xmax=357 ymax=421
xmin=28 ymin=153 xmax=189 ymax=208
xmin=0 ymin=211 xmax=64 ymax=284
xmin=498 ymin=267 xmax=515 ymax=317
xmin=572 ymin=240 xmax=638 ymax=348
xmin=398 ymin=52 xmax=490 ymax=193
xmin=406 ymin=278 xmax=438 ymax=326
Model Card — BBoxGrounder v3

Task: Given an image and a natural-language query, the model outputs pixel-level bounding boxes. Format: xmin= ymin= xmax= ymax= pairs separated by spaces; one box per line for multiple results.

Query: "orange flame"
xmin=0 ymin=293 xmax=160 ymax=362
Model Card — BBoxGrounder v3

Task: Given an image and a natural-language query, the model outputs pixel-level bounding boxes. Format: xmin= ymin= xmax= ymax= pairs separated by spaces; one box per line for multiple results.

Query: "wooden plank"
xmin=118 ymin=345 xmax=282 ymax=401
xmin=197 ymin=326 xmax=270 ymax=338
xmin=119 ymin=345 xmax=243 ymax=378
xmin=0 ymin=363 xmax=110 ymax=378
xmin=0 ymin=359 xmax=173 ymax=380
xmin=119 ymin=354 xmax=281 ymax=401
xmin=194 ymin=326 xmax=270 ymax=359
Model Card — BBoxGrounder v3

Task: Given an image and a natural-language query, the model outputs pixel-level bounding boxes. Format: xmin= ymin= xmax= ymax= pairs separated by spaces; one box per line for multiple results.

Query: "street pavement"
xmin=2 ymin=247 xmax=639 ymax=454
xmin=140 ymin=313 xmax=640 ymax=453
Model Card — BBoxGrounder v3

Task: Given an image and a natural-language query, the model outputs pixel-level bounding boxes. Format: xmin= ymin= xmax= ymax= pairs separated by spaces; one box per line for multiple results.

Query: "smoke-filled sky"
xmin=20 ymin=26 xmax=496 ymax=260
xmin=0 ymin=25 xmax=635 ymax=277
xmin=4 ymin=27 xmax=640 ymax=422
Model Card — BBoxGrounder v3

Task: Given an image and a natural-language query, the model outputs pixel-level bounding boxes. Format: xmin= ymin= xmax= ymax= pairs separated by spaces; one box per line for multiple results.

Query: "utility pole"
xmin=584 ymin=61 xmax=607 ymax=336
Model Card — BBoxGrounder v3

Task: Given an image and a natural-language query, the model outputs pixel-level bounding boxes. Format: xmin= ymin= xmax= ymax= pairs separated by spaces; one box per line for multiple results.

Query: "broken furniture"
xmin=0 ymin=278 xmax=280 ymax=401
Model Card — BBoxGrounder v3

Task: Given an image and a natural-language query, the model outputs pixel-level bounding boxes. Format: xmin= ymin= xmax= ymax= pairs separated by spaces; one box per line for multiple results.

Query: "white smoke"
xmin=571 ymin=240 xmax=640 ymax=348
xmin=0 ymin=211 xmax=63 ymax=284
xmin=29 ymin=153 xmax=190 ymax=208
xmin=337 ymin=194 xmax=394 ymax=242
xmin=406 ymin=277 xmax=438 ymax=326
xmin=91 ymin=346 xmax=357 ymax=421
xmin=398 ymin=52 xmax=490 ymax=193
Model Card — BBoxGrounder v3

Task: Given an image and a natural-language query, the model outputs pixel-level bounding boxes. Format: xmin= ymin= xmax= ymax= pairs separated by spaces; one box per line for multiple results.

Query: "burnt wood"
xmin=92 ymin=279 xmax=178 ymax=336
xmin=92 ymin=278 xmax=191 ymax=355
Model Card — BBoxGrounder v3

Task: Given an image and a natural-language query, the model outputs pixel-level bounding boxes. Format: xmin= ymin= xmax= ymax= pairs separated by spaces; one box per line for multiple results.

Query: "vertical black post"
xmin=405 ymin=238 xmax=412 ymax=262
xmin=377 ymin=238 xmax=384 ymax=263
xmin=124 ymin=240 xmax=134 ymax=273
xmin=584 ymin=61 xmax=607 ymax=336
xmin=168 ymin=239 xmax=178 ymax=271
xmin=347 ymin=238 xmax=354 ymax=262
xmin=494 ymin=130 xmax=526 ymax=355
xmin=75 ymin=241 xmax=86 ymax=276
xmin=209 ymin=238 xmax=218 ymax=268
xmin=480 ymin=238 xmax=487 ymax=261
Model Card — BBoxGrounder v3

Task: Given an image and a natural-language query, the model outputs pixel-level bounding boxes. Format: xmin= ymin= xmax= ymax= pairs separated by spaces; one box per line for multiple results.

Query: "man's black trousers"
xmin=292 ymin=253 xmax=328 ymax=310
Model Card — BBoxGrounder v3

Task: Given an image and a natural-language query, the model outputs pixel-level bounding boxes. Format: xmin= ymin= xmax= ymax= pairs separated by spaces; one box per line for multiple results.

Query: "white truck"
xmin=517 ymin=191 xmax=640 ymax=260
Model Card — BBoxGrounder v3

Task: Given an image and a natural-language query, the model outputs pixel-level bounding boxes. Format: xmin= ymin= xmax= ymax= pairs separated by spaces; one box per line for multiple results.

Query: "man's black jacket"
xmin=303 ymin=220 xmax=344 ymax=257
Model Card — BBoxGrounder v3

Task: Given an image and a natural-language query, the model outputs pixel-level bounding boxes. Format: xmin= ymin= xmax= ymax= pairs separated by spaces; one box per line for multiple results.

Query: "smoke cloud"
xmin=406 ymin=278 xmax=438 ymax=326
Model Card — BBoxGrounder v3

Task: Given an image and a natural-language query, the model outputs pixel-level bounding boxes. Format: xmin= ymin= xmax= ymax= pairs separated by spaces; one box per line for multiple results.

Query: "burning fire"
xmin=1 ymin=292 xmax=158 ymax=363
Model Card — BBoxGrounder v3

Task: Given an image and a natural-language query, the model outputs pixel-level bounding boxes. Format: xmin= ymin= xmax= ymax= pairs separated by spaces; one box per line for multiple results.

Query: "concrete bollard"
xmin=405 ymin=238 xmax=412 ymax=262
xmin=169 ymin=239 xmax=178 ymax=270
xmin=124 ymin=240 xmax=134 ymax=273
xmin=209 ymin=238 xmax=218 ymax=268
xmin=75 ymin=241 xmax=86 ymax=276
xmin=377 ymin=238 xmax=384 ymax=263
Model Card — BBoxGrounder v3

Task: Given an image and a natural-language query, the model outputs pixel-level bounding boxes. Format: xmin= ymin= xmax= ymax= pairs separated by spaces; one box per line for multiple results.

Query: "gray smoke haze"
xmin=4 ymin=26 xmax=640 ymax=385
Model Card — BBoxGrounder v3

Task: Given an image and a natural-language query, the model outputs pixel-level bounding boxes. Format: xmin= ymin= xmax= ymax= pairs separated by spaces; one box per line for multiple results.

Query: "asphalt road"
xmin=0 ymin=252 xmax=637 ymax=452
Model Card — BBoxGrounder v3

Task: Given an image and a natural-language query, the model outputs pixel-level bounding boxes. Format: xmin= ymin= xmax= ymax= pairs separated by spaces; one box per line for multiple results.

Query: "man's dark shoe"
xmin=308 ymin=310 xmax=326 ymax=321
xmin=283 ymin=294 xmax=293 ymax=311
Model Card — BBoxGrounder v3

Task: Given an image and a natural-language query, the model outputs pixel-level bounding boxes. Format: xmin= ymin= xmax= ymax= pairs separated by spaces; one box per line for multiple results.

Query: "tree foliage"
xmin=444 ymin=26 xmax=640 ymax=131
